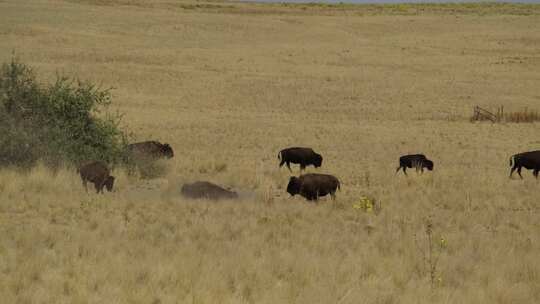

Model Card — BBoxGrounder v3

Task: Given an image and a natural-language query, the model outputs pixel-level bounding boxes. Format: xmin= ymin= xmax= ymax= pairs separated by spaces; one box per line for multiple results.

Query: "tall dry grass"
xmin=2 ymin=162 xmax=540 ymax=303
xmin=471 ymin=106 xmax=540 ymax=123
xmin=505 ymin=108 xmax=540 ymax=123
xmin=1 ymin=0 xmax=540 ymax=303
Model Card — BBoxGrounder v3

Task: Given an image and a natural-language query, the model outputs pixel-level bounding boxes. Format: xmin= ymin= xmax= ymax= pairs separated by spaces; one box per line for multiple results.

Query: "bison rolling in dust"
xmin=395 ymin=154 xmax=434 ymax=176
xmin=286 ymin=173 xmax=340 ymax=201
xmin=181 ymin=181 xmax=238 ymax=201
xmin=278 ymin=147 xmax=323 ymax=172
xmin=78 ymin=161 xmax=115 ymax=193
xmin=509 ymin=150 xmax=540 ymax=179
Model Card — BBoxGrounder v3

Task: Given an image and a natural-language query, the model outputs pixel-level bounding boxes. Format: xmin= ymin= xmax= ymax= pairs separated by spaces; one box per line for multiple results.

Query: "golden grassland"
xmin=2 ymin=0 xmax=540 ymax=303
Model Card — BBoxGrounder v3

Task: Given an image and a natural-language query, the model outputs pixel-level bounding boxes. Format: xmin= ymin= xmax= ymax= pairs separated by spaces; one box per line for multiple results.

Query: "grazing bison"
xmin=127 ymin=141 xmax=174 ymax=160
xmin=181 ymin=181 xmax=238 ymax=201
xmin=278 ymin=147 xmax=323 ymax=172
xmin=509 ymin=150 xmax=540 ymax=179
xmin=78 ymin=161 xmax=115 ymax=193
xmin=395 ymin=154 xmax=434 ymax=176
xmin=286 ymin=173 xmax=340 ymax=201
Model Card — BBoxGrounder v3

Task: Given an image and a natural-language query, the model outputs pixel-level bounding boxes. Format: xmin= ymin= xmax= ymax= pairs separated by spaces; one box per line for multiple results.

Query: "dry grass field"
xmin=2 ymin=0 xmax=540 ymax=303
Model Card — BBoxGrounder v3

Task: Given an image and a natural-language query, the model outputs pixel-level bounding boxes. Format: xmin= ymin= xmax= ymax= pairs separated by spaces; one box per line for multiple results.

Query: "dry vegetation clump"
xmin=471 ymin=106 xmax=540 ymax=123
xmin=1 ymin=0 xmax=540 ymax=303
xmin=504 ymin=108 xmax=540 ymax=123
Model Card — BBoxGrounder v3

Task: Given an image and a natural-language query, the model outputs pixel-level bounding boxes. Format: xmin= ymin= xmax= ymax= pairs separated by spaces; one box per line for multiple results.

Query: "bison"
xmin=127 ymin=141 xmax=174 ymax=160
xmin=509 ymin=150 xmax=540 ymax=179
xmin=278 ymin=147 xmax=323 ymax=172
xmin=395 ymin=154 xmax=434 ymax=176
xmin=286 ymin=173 xmax=340 ymax=201
xmin=78 ymin=161 xmax=115 ymax=193
xmin=181 ymin=181 xmax=238 ymax=201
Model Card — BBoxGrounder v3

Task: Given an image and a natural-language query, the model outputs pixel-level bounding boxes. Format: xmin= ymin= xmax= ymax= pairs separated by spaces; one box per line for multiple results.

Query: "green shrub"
xmin=0 ymin=56 xmax=128 ymax=168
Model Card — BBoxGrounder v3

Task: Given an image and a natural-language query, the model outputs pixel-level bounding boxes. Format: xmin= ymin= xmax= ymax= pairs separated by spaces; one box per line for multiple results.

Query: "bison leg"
xmin=416 ymin=162 xmax=424 ymax=174
xmin=93 ymin=182 xmax=101 ymax=193
xmin=403 ymin=166 xmax=408 ymax=176
xmin=99 ymin=182 xmax=106 ymax=193
xmin=510 ymin=166 xmax=517 ymax=178
xmin=517 ymin=167 xmax=523 ymax=179
xmin=302 ymin=189 xmax=315 ymax=201
xmin=95 ymin=179 xmax=106 ymax=194
xmin=534 ymin=169 xmax=539 ymax=179
xmin=82 ymin=179 xmax=88 ymax=192
xmin=279 ymin=158 xmax=286 ymax=168
xmin=330 ymin=191 xmax=336 ymax=200
xmin=286 ymin=161 xmax=292 ymax=172
xmin=300 ymin=163 xmax=306 ymax=172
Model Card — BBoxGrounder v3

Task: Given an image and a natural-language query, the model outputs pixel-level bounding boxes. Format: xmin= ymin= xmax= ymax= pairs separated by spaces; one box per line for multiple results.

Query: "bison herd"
xmin=77 ymin=142 xmax=540 ymax=202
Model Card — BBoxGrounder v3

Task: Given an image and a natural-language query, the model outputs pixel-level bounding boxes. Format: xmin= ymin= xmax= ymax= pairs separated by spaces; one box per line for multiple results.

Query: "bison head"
xmin=161 ymin=143 xmax=174 ymax=158
xmin=425 ymin=160 xmax=434 ymax=171
xmin=286 ymin=176 xmax=302 ymax=196
xmin=314 ymin=153 xmax=323 ymax=168
xmin=104 ymin=176 xmax=115 ymax=192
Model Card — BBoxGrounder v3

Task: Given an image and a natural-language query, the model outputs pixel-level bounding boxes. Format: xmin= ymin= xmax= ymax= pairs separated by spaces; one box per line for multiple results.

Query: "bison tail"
xmin=337 ymin=180 xmax=341 ymax=191
xmin=509 ymin=156 xmax=514 ymax=167
xmin=278 ymin=151 xmax=281 ymax=160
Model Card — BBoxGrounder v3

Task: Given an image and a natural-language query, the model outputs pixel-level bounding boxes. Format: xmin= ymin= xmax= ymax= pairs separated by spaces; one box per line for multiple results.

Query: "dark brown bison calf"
xmin=278 ymin=147 xmax=323 ymax=172
xmin=181 ymin=181 xmax=238 ymax=201
xmin=286 ymin=173 xmax=340 ymax=201
xmin=395 ymin=154 xmax=434 ymax=176
xmin=510 ymin=150 xmax=540 ymax=179
xmin=78 ymin=161 xmax=115 ymax=193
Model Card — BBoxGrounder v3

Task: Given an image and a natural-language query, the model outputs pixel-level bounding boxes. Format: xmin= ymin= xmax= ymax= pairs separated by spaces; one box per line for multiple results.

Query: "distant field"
xmin=1 ymin=0 xmax=540 ymax=303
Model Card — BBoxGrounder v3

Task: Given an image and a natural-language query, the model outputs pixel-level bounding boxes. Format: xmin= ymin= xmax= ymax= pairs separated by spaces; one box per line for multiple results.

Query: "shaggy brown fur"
xmin=78 ymin=161 xmax=115 ymax=193
xmin=286 ymin=173 xmax=340 ymax=201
